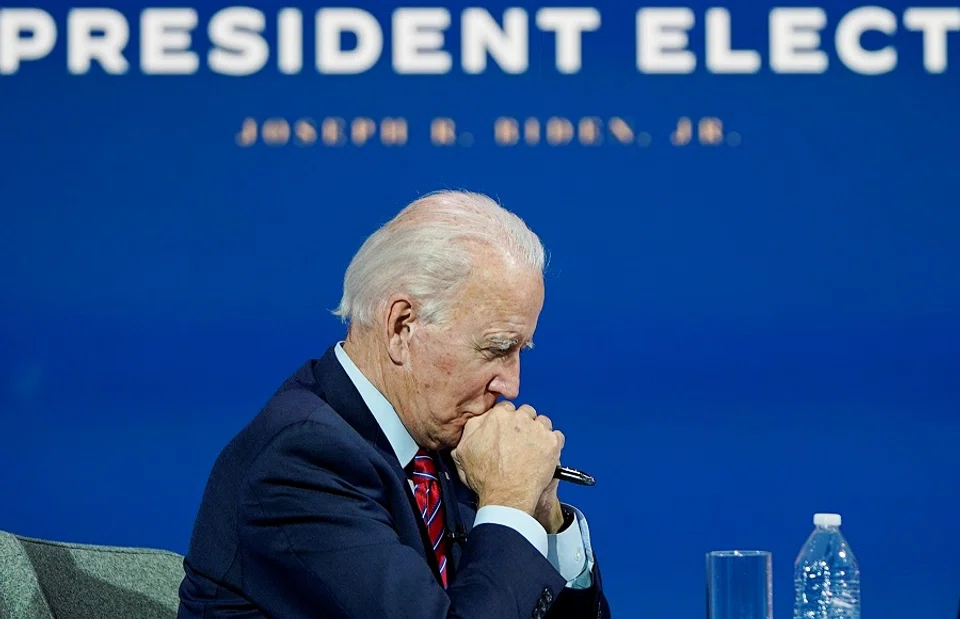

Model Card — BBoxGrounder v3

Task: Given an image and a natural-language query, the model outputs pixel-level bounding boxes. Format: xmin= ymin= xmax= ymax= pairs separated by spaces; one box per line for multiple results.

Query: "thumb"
xmin=460 ymin=414 xmax=484 ymax=443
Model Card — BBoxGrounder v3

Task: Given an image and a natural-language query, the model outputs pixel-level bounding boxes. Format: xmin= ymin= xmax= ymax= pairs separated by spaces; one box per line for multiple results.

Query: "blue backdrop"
xmin=1 ymin=1 xmax=958 ymax=618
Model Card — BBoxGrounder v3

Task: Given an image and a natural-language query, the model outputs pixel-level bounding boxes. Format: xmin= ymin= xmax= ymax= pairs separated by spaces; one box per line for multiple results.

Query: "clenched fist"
xmin=451 ymin=401 xmax=564 ymax=517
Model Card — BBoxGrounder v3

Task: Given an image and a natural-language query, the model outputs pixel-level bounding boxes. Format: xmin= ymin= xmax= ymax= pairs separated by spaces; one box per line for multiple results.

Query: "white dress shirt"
xmin=334 ymin=343 xmax=595 ymax=588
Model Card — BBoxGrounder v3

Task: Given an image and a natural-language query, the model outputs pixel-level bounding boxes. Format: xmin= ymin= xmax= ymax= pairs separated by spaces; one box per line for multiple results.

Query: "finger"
xmin=536 ymin=415 xmax=553 ymax=431
xmin=449 ymin=449 xmax=469 ymax=485
xmin=516 ymin=404 xmax=537 ymax=420
xmin=553 ymin=429 xmax=566 ymax=452
xmin=495 ymin=400 xmax=517 ymax=413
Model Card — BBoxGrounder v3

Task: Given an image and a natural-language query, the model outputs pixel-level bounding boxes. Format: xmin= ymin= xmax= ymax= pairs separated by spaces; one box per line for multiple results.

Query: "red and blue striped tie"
xmin=412 ymin=449 xmax=451 ymax=587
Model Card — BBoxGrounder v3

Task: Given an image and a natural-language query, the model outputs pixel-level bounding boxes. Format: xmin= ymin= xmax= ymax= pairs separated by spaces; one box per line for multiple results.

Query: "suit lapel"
xmin=435 ymin=452 xmax=479 ymax=575
xmin=307 ymin=347 xmax=443 ymax=584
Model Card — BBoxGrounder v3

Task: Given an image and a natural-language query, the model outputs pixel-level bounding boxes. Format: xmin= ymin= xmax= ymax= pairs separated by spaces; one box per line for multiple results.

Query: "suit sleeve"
xmin=237 ymin=421 xmax=567 ymax=619
xmin=544 ymin=559 xmax=611 ymax=619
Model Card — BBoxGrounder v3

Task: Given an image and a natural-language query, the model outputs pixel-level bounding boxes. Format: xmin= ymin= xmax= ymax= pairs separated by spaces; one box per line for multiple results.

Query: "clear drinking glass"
xmin=706 ymin=550 xmax=773 ymax=619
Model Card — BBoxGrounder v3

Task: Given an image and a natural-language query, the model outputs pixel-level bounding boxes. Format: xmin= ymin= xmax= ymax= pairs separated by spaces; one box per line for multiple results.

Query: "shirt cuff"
xmin=473 ymin=505 xmax=548 ymax=558
xmin=548 ymin=504 xmax=595 ymax=588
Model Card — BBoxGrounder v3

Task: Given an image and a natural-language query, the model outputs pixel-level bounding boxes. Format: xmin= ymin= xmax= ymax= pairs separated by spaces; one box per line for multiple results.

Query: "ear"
xmin=384 ymin=294 xmax=416 ymax=365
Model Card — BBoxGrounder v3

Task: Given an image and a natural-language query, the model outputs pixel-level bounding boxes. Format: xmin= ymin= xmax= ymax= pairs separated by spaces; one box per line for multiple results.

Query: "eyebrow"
xmin=487 ymin=337 xmax=534 ymax=351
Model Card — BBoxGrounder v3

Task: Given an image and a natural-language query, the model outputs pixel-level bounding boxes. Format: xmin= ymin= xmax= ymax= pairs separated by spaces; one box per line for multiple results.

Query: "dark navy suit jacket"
xmin=177 ymin=345 xmax=610 ymax=619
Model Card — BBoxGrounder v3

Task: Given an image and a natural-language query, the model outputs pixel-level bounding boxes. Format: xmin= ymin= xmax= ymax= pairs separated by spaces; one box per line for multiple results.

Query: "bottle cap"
xmin=813 ymin=513 xmax=842 ymax=527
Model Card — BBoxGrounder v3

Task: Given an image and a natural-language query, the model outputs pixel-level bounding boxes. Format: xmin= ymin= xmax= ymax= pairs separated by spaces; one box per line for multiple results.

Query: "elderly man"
xmin=177 ymin=190 xmax=610 ymax=619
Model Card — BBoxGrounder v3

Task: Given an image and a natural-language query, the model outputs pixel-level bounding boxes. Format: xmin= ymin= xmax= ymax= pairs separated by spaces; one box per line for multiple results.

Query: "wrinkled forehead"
xmin=449 ymin=265 xmax=544 ymax=332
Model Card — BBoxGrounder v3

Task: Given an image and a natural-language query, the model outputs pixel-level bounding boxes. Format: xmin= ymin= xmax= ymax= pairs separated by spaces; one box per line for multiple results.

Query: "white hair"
xmin=333 ymin=190 xmax=546 ymax=328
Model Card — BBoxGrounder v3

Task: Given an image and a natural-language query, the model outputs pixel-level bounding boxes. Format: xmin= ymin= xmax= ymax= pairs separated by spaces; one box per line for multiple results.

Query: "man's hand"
xmin=528 ymin=411 xmax=565 ymax=533
xmin=451 ymin=401 xmax=564 ymax=519
xmin=533 ymin=478 xmax=564 ymax=533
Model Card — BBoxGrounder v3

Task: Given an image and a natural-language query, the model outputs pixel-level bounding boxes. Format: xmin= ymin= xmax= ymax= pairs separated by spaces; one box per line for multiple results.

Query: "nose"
xmin=488 ymin=355 xmax=521 ymax=400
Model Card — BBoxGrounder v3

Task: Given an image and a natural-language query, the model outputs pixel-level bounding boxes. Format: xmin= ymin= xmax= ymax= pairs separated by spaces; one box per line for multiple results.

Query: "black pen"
xmin=554 ymin=465 xmax=596 ymax=486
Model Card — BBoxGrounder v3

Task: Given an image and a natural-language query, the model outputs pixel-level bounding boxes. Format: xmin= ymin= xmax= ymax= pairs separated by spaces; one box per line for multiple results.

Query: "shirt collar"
xmin=334 ymin=341 xmax=419 ymax=468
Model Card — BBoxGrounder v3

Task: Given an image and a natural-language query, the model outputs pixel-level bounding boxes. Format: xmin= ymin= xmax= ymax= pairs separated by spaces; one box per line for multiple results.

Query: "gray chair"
xmin=0 ymin=530 xmax=184 ymax=619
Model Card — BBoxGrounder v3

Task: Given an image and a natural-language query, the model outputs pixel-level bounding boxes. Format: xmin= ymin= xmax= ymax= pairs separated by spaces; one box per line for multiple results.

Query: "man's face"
xmin=402 ymin=258 xmax=545 ymax=450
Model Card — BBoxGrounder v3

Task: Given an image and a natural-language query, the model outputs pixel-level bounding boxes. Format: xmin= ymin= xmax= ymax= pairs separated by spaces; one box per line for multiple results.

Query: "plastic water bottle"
xmin=793 ymin=513 xmax=861 ymax=619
